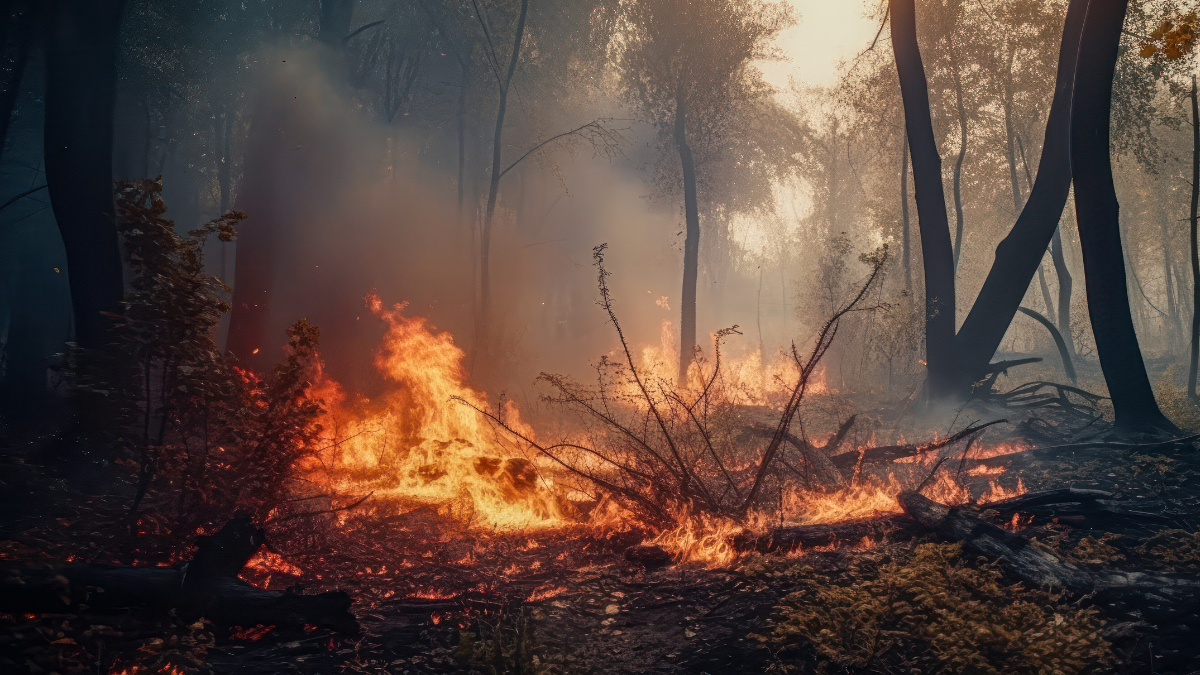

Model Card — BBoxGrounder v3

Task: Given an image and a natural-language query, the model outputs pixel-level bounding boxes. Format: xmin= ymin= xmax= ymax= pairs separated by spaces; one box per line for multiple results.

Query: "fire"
xmin=312 ymin=293 xmax=565 ymax=530
xmin=782 ymin=477 xmax=904 ymax=524
xmin=977 ymin=477 xmax=1028 ymax=504
xmin=651 ymin=514 xmax=744 ymax=567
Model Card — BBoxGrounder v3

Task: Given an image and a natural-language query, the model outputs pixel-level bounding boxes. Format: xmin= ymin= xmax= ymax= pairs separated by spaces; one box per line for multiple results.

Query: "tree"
xmin=616 ymin=0 xmax=791 ymax=384
xmin=1070 ymin=0 xmax=1173 ymax=432
xmin=43 ymin=0 xmax=127 ymax=349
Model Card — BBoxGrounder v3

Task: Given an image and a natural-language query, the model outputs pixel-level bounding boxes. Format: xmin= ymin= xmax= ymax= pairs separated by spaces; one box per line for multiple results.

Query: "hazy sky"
xmin=759 ymin=0 xmax=880 ymax=89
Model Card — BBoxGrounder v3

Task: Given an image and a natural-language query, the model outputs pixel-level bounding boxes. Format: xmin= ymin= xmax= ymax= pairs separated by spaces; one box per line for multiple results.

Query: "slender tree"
xmin=890 ymin=0 xmax=956 ymax=400
xmin=1189 ymin=75 xmax=1199 ymax=401
xmin=617 ymin=0 xmax=791 ymax=384
xmin=1070 ymin=0 xmax=1173 ymax=432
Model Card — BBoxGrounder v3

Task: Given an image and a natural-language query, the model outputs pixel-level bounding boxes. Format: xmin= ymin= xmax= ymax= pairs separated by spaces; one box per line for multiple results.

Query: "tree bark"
xmin=1071 ymin=0 xmax=1173 ymax=433
xmin=890 ymin=0 xmax=956 ymax=401
xmin=950 ymin=0 xmax=1086 ymax=395
xmin=43 ymin=0 xmax=126 ymax=349
xmin=479 ymin=0 xmax=529 ymax=351
xmin=675 ymin=82 xmax=701 ymax=386
xmin=1189 ymin=75 xmax=1200 ymax=401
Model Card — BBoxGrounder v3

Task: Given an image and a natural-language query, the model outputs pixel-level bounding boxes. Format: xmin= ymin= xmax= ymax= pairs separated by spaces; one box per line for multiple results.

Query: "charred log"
xmin=898 ymin=491 xmax=1093 ymax=593
xmin=0 ymin=515 xmax=357 ymax=633
xmin=731 ymin=516 xmax=918 ymax=554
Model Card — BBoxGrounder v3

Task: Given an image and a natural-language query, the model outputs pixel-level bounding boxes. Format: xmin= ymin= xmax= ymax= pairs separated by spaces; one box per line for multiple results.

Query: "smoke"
xmin=223 ymin=45 xmax=790 ymax=397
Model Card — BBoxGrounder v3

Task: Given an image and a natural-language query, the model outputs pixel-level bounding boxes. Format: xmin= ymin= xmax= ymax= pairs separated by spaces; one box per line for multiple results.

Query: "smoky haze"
xmin=221 ymin=46 xmax=789 ymax=398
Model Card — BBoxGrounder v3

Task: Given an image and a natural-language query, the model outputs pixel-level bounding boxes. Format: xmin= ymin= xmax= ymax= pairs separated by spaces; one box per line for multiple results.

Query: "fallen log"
xmin=898 ymin=491 xmax=1094 ymax=593
xmin=830 ymin=419 xmax=1007 ymax=470
xmin=0 ymin=514 xmax=358 ymax=633
xmin=983 ymin=487 xmax=1114 ymax=512
xmin=731 ymin=515 xmax=918 ymax=553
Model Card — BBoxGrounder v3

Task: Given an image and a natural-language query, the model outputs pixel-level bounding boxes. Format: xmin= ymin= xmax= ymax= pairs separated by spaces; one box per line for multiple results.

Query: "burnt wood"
xmin=0 ymin=515 xmax=357 ymax=633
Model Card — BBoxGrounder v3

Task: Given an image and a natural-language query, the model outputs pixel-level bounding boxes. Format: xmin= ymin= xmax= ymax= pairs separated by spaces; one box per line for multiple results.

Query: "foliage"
xmin=454 ymin=609 xmax=560 ymax=674
xmin=1137 ymin=529 xmax=1200 ymax=572
xmin=66 ymin=180 xmax=326 ymax=558
xmin=754 ymin=543 xmax=1110 ymax=674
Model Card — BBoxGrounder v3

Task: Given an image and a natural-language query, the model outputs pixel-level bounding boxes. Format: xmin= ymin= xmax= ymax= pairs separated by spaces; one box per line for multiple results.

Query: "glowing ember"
xmin=312 ymin=293 xmax=565 ymax=529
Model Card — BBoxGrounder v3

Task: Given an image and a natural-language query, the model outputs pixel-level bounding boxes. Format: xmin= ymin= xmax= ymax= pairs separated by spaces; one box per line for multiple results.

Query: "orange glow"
xmin=977 ymin=477 xmax=1028 ymax=504
xmin=311 ymin=293 xmax=565 ymax=530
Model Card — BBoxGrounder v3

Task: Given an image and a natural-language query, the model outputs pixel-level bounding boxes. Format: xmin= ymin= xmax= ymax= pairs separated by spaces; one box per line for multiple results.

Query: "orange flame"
xmin=312 ymin=293 xmax=564 ymax=530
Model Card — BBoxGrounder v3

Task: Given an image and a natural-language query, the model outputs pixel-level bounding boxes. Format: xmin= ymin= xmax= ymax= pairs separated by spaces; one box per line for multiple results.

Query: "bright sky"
xmin=758 ymin=0 xmax=880 ymax=89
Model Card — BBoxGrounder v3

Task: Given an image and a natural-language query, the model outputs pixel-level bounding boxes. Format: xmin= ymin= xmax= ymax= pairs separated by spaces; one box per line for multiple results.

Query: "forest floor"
xmin=4 ymin=404 xmax=1200 ymax=674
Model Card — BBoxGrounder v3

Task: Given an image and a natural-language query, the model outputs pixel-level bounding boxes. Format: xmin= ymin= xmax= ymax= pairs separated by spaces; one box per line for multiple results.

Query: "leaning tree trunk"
xmin=949 ymin=0 xmax=1086 ymax=395
xmin=675 ymin=81 xmax=701 ymax=386
xmin=1189 ymin=75 xmax=1200 ymax=401
xmin=1071 ymin=0 xmax=1173 ymax=433
xmin=43 ymin=0 xmax=126 ymax=349
xmin=890 ymin=0 xmax=956 ymax=401
xmin=478 ymin=0 xmax=529 ymax=353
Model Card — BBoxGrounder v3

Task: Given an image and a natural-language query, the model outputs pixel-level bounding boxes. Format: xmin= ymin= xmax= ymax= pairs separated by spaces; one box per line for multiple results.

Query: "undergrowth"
xmin=750 ymin=543 xmax=1109 ymax=674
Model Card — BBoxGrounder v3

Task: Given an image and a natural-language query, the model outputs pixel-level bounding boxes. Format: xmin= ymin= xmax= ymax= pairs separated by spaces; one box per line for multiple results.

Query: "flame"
xmin=650 ymin=514 xmax=744 ymax=567
xmin=312 ymin=293 xmax=564 ymax=530
xmin=977 ymin=477 xmax=1028 ymax=504
xmin=782 ymin=477 xmax=904 ymax=524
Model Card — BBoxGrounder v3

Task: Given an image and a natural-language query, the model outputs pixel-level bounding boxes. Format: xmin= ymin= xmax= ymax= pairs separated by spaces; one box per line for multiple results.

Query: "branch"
xmin=0 ymin=184 xmax=46 ymax=211
xmin=499 ymin=119 xmax=627 ymax=179
xmin=343 ymin=20 xmax=384 ymax=43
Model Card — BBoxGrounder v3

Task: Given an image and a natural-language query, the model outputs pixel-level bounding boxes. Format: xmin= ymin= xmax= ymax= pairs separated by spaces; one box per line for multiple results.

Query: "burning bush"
xmin=62 ymin=180 xmax=328 ymax=559
xmin=467 ymin=243 xmax=891 ymax=534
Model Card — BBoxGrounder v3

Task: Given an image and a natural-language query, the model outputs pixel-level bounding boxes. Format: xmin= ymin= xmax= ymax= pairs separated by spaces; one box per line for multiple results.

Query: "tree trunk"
xmin=1160 ymin=208 xmax=1180 ymax=354
xmin=43 ymin=0 xmax=126 ymax=349
xmin=479 ymin=0 xmax=529 ymax=352
xmin=1071 ymin=0 xmax=1173 ymax=433
xmin=675 ymin=81 xmax=700 ymax=386
xmin=1051 ymin=223 xmax=1075 ymax=356
xmin=1002 ymin=68 xmax=1022 ymax=213
xmin=901 ymin=137 xmax=912 ymax=292
xmin=1189 ymin=75 xmax=1200 ymax=401
xmin=890 ymin=0 xmax=956 ymax=401
xmin=0 ymin=0 xmax=36 ymax=165
xmin=951 ymin=60 xmax=967 ymax=270
xmin=318 ymin=0 xmax=355 ymax=46
xmin=950 ymin=0 xmax=1086 ymax=395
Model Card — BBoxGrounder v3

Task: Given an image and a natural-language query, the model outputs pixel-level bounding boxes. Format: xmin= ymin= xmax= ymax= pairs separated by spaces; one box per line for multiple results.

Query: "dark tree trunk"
xmin=950 ymin=0 xmax=1086 ymax=394
xmin=675 ymin=81 xmax=700 ymax=386
xmin=951 ymin=61 xmax=967 ymax=270
xmin=901 ymin=138 xmax=912 ymax=292
xmin=43 ymin=0 xmax=125 ymax=349
xmin=1189 ymin=75 xmax=1200 ymax=401
xmin=1051 ymin=224 xmax=1075 ymax=356
xmin=478 ymin=0 xmax=529 ymax=350
xmin=0 ymin=0 xmax=36 ymax=164
xmin=318 ymin=0 xmax=355 ymax=46
xmin=890 ymin=0 xmax=956 ymax=400
xmin=1071 ymin=0 xmax=1173 ymax=433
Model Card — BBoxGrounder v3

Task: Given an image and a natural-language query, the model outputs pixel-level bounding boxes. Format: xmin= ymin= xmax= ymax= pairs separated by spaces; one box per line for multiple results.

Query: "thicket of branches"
xmin=466 ymin=243 xmax=889 ymax=527
xmin=64 ymin=181 xmax=328 ymax=560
